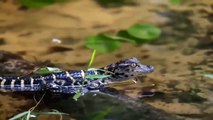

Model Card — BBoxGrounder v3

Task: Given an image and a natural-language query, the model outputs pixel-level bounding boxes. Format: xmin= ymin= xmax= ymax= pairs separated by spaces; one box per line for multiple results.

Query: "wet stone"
xmin=0 ymin=38 xmax=6 ymax=45
xmin=74 ymin=62 xmax=87 ymax=67
xmin=141 ymin=54 xmax=149 ymax=59
xmin=115 ymin=53 xmax=123 ymax=58
xmin=46 ymin=46 xmax=73 ymax=54
xmin=181 ymin=48 xmax=196 ymax=55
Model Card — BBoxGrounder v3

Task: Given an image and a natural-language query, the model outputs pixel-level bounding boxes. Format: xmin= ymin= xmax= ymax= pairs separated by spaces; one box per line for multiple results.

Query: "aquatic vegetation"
xmin=72 ymin=69 xmax=112 ymax=101
xmin=169 ymin=0 xmax=184 ymax=5
xmin=85 ymin=23 xmax=161 ymax=53
xmin=9 ymin=110 xmax=67 ymax=120
xmin=72 ymin=91 xmax=82 ymax=101
xmin=95 ymin=0 xmax=136 ymax=7
xmin=9 ymin=93 xmax=67 ymax=120
xmin=72 ymin=50 xmax=112 ymax=100
xmin=85 ymin=35 xmax=121 ymax=53
xmin=88 ymin=49 xmax=97 ymax=67
xmin=18 ymin=0 xmax=68 ymax=8
xmin=91 ymin=107 xmax=112 ymax=120
xmin=127 ymin=24 xmax=161 ymax=40
xmin=177 ymin=88 xmax=207 ymax=103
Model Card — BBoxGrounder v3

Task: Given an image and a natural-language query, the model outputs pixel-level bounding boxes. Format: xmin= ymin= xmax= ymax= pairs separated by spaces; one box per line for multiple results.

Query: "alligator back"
xmin=0 ymin=70 xmax=92 ymax=92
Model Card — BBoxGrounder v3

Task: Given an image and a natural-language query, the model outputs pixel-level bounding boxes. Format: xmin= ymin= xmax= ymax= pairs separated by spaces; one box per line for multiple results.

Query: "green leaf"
xmin=189 ymin=88 xmax=201 ymax=95
xmin=18 ymin=0 xmax=69 ymax=8
xmin=85 ymin=75 xmax=111 ymax=79
xmin=85 ymin=34 xmax=121 ymax=53
xmin=88 ymin=49 xmax=97 ymax=68
xmin=35 ymin=67 xmax=62 ymax=75
xmin=96 ymin=0 xmax=135 ymax=8
xmin=177 ymin=88 xmax=206 ymax=103
xmin=127 ymin=24 xmax=161 ymax=41
xmin=117 ymin=30 xmax=146 ymax=44
xmin=33 ymin=111 xmax=68 ymax=115
xmin=73 ymin=92 xmax=82 ymax=101
xmin=91 ymin=107 xmax=112 ymax=120
xmin=169 ymin=0 xmax=183 ymax=5
xmin=25 ymin=111 xmax=31 ymax=120
xmin=104 ymin=34 xmax=136 ymax=44
xmin=18 ymin=0 xmax=56 ymax=8
xmin=9 ymin=111 xmax=29 ymax=120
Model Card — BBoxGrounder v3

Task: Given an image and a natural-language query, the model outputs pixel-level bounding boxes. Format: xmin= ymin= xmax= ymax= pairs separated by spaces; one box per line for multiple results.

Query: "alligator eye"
xmin=131 ymin=63 xmax=137 ymax=67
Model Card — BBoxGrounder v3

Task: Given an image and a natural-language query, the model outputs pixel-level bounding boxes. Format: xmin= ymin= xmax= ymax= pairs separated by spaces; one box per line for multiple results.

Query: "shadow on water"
xmin=154 ymin=9 xmax=196 ymax=44
xmin=95 ymin=0 xmax=137 ymax=8
xmin=44 ymin=93 xmax=179 ymax=120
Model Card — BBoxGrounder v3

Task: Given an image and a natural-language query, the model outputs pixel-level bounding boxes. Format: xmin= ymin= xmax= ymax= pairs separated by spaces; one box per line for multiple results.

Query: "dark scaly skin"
xmin=0 ymin=57 xmax=154 ymax=94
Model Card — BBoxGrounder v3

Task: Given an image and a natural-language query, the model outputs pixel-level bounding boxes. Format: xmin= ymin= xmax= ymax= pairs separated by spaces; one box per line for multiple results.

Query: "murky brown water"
xmin=0 ymin=0 xmax=213 ymax=120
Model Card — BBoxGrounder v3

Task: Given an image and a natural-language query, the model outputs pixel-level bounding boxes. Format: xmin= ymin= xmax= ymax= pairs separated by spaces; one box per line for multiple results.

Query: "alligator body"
xmin=0 ymin=57 xmax=154 ymax=94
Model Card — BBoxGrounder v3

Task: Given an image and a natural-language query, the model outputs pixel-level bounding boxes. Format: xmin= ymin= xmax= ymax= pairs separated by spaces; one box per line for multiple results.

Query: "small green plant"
xmin=72 ymin=50 xmax=112 ymax=100
xmin=72 ymin=91 xmax=82 ymax=101
xmin=9 ymin=93 xmax=67 ymax=120
xmin=95 ymin=0 xmax=136 ymax=7
xmin=177 ymin=88 xmax=207 ymax=103
xmin=88 ymin=49 xmax=97 ymax=68
xmin=18 ymin=0 xmax=68 ymax=8
xmin=72 ymin=69 xmax=112 ymax=101
xmin=85 ymin=35 xmax=121 ymax=53
xmin=169 ymin=0 xmax=184 ymax=5
xmin=84 ymin=23 xmax=161 ymax=53
xmin=9 ymin=110 xmax=67 ymax=120
xmin=127 ymin=24 xmax=161 ymax=40
xmin=91 ymin=107 xmax=113 ymax=120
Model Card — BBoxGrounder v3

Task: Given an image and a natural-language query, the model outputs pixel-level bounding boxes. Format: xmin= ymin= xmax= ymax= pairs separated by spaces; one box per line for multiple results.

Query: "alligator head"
xmin=101 ymin=57 xmax=154 ymax=82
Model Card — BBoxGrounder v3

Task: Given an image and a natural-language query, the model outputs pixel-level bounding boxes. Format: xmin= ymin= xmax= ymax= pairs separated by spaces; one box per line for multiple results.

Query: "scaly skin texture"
xmin=0 ymin=57 xmax=154 ymax=94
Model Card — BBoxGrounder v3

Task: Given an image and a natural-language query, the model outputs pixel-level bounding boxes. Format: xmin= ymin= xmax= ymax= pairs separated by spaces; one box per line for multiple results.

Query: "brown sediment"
xmin=0 ymin=0 xmax=212 ymax=119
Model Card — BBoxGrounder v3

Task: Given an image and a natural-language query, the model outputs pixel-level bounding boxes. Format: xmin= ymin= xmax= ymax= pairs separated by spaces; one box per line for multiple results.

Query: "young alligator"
xmin=0 ymin=57 xmax=154 ymax=94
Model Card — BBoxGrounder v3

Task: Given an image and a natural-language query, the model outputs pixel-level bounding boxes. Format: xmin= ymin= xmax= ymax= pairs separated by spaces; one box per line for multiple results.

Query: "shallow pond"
xmin=0 ymin=0 xmax=212 ymax=120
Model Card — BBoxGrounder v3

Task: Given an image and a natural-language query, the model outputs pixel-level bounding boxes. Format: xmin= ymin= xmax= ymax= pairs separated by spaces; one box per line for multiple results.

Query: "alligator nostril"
xmin=147 ymin=65 xmax=154 ymax=71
